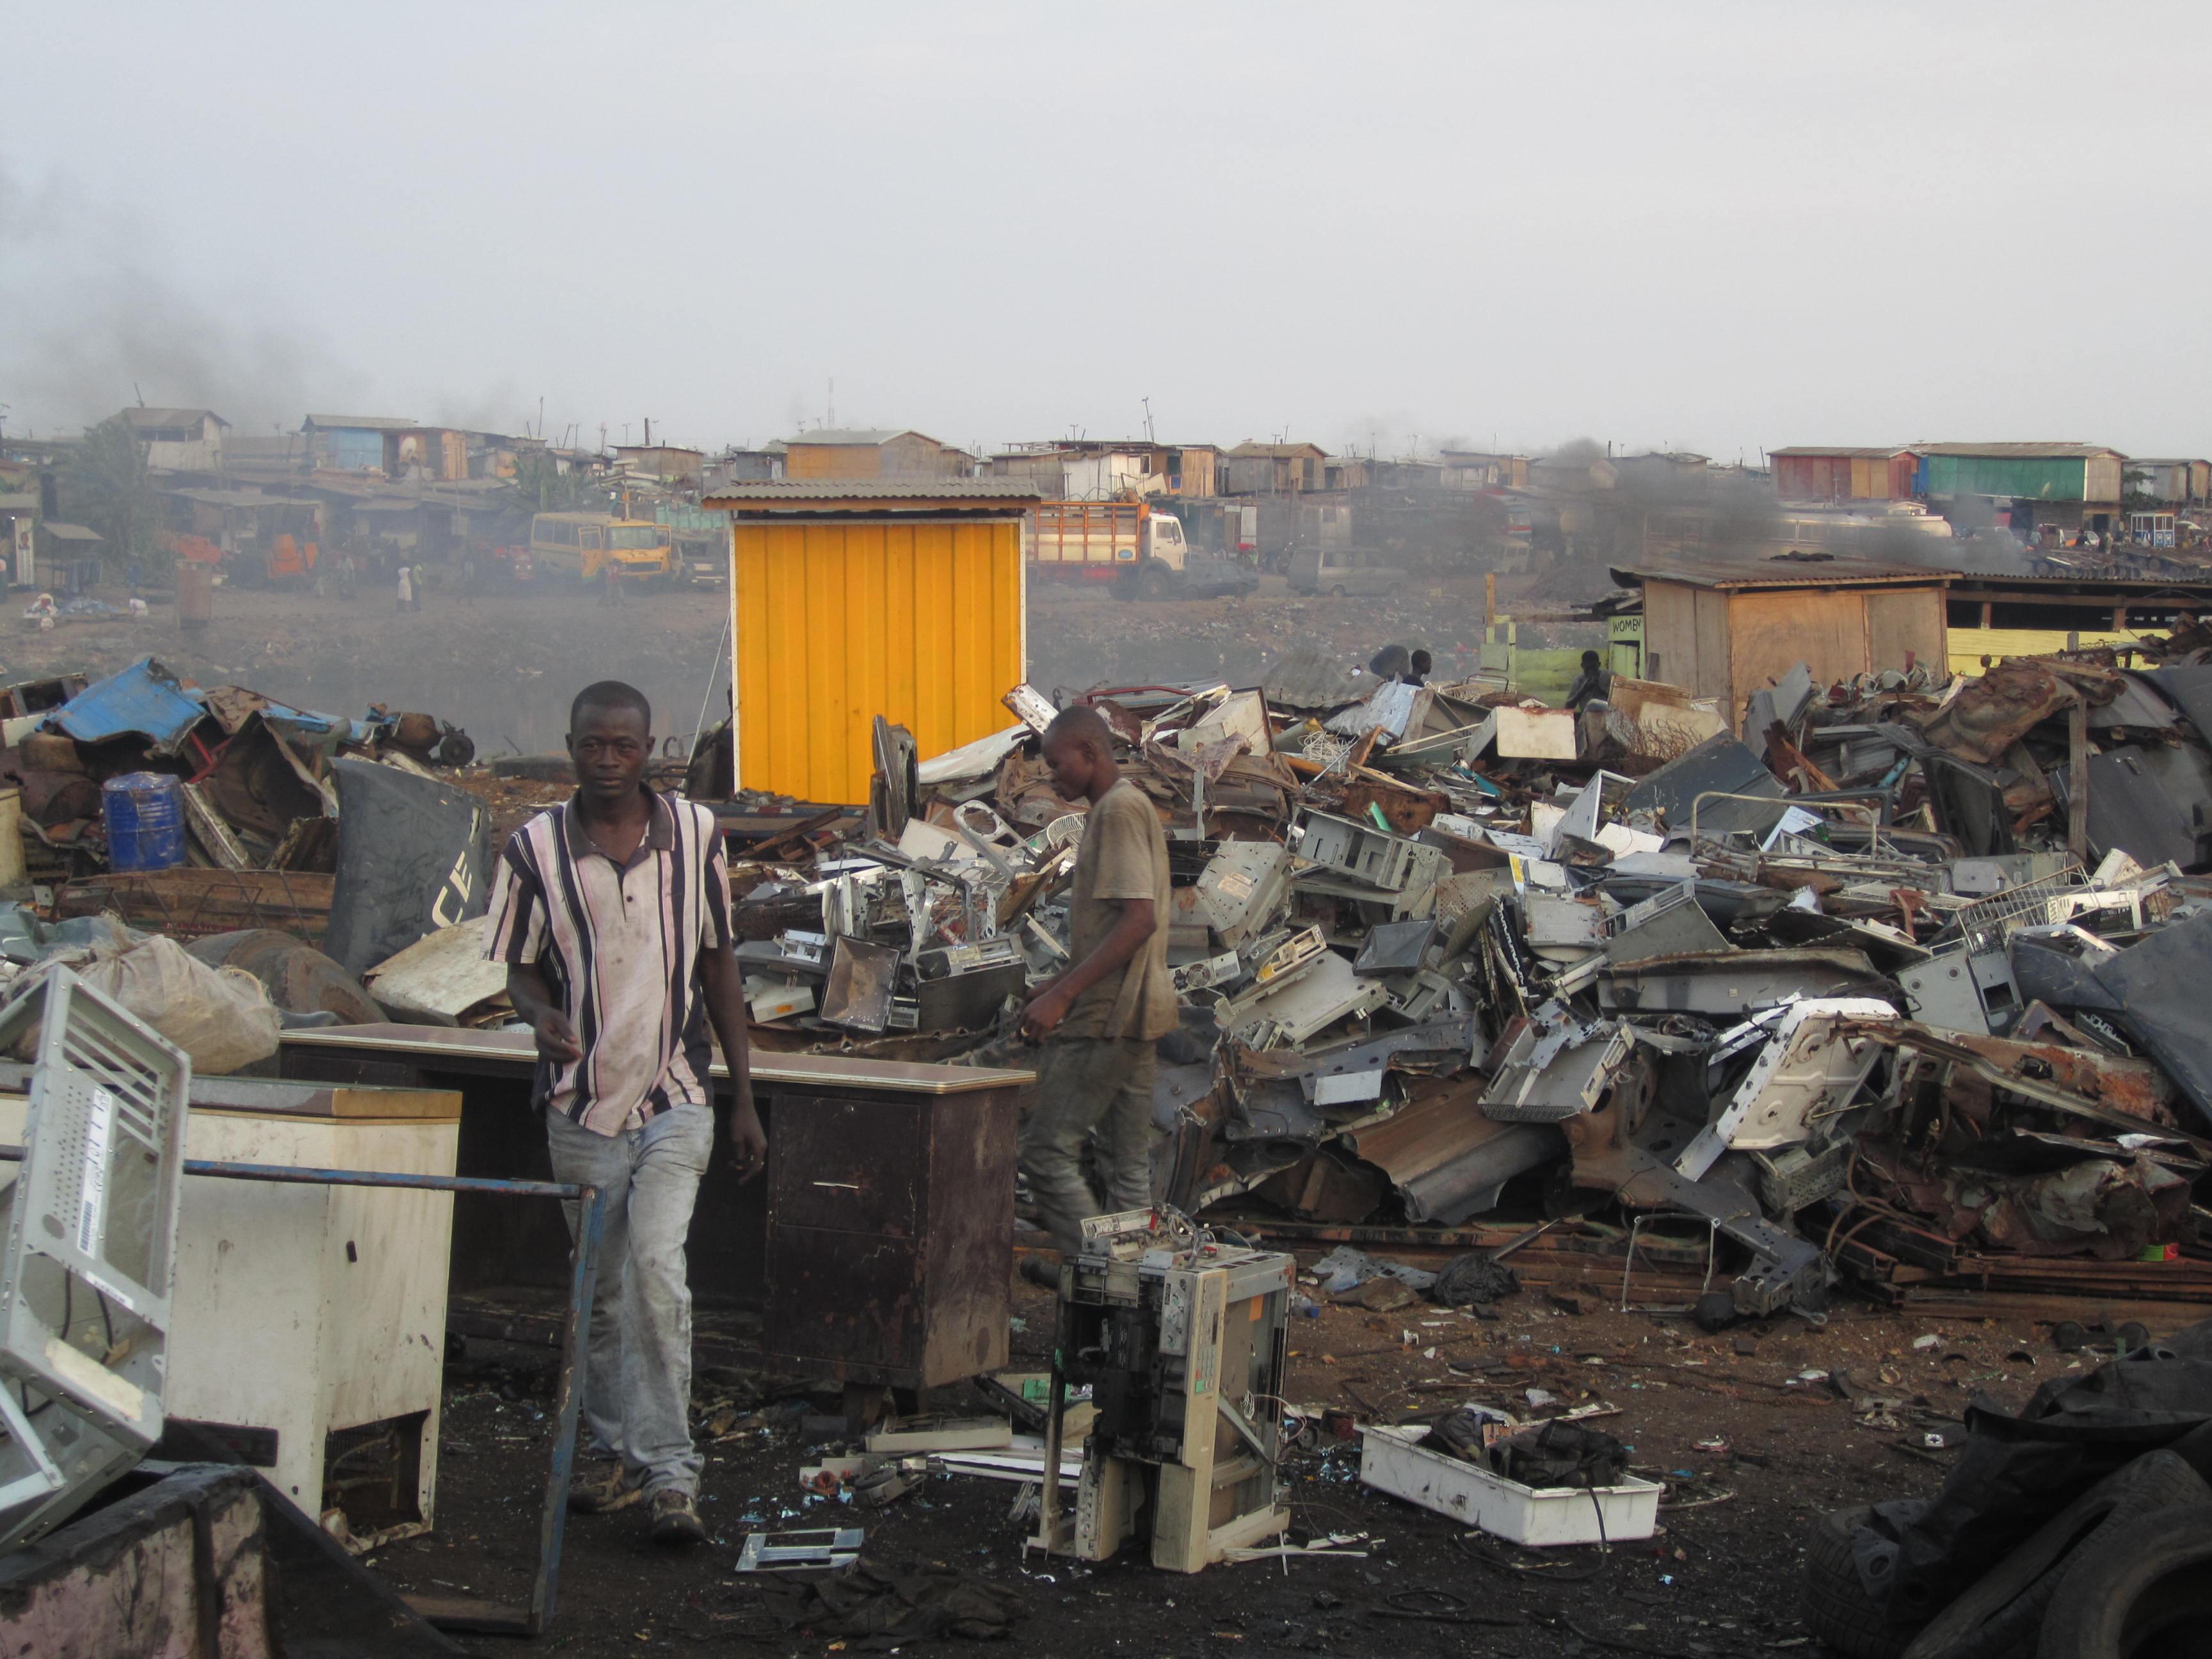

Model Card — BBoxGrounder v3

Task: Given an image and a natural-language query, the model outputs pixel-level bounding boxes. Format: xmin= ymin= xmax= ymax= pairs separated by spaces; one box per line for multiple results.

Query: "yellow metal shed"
xmin=701 ymin=480 xmax=1039 ymax=804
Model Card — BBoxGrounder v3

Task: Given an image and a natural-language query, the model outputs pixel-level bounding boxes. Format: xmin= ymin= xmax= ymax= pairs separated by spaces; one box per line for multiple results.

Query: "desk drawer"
xmin=769 ymin=1096 xmax=922 ymax=1236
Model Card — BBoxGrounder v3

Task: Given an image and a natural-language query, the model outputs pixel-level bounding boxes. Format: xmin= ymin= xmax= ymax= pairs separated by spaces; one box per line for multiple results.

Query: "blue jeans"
xmin=545 ymin=1102 xmax=714 ymax=1497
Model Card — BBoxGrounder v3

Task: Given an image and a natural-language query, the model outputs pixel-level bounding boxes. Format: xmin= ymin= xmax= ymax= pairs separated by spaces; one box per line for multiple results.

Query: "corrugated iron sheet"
xmin=705 ymin=479 xmax=1041 ymax=508
xmin=732 ymin=517 xmax=1025 ymax=803
xmin=47 ymin=656 xmax=206 ymax=751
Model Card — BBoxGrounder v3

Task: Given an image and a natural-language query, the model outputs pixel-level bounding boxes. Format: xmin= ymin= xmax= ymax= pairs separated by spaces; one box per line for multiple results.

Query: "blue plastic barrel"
xmin=102 ymin=773 xmax=187 ymax=872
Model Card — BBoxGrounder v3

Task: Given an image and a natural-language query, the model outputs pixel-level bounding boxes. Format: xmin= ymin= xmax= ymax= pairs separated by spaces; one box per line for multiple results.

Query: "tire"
xmin=2035 ymin=1502 xmax=2212 ymax=1659
xmin=1806 ymin=1505 xmax=1929 ymax=1659
xmin=1896 ymin=1450 xmax=2211 ymax=1659
xmin=1329 ymin=584 xmax=1348 ymax=598
xmin=1137 ymin=565 xmax=1171 ymax=601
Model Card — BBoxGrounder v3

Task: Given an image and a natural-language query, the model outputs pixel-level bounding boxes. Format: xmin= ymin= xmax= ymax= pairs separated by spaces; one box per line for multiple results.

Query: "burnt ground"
xmin=371 ymin=1262 xmax=2090 ymax=1659
xmin=0 ymin=573 xmax=1578 ymax=762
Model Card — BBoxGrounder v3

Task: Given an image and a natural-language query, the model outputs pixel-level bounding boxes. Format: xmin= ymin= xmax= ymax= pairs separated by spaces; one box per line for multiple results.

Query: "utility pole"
xmin=1142 ymin=397 xmax=1155 ymax=444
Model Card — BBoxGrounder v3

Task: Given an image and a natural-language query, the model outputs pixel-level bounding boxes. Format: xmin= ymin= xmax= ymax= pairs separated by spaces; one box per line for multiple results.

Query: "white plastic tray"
xmin=1359 ymin=1425 xmax=1662 ymax=1546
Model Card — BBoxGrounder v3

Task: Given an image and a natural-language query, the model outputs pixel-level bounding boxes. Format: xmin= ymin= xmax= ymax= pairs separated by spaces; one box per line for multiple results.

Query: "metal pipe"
xmin=0 ymin=1147 xmax=583 ymax=1201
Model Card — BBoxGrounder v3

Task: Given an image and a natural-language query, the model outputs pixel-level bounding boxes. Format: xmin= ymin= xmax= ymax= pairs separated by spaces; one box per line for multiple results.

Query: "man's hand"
xmin=1020 ymin=982 xmax=1075 ymax=1040
xmin=727 ymin=1100 xmax=767 ymax=1183
xmin=531 ymin=1008 xmax=582 ymax=1064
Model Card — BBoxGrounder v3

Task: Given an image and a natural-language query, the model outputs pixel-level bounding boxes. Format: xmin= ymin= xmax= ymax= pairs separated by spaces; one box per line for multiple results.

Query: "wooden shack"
xmin=1613 ymin=554 xmax=1956 ymax=725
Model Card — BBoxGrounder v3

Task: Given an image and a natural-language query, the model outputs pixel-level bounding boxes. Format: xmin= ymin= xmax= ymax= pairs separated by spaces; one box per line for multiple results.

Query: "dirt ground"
xmin=0 ymin=573 xmax=1577 ymax=764
xmin=370 ymin=1257 xmax=2108 ymax=1659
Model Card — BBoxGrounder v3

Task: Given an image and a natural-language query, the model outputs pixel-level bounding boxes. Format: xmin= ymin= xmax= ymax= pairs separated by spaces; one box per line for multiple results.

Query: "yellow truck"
xmin=527 ymin=512 xmax=677 ymax=587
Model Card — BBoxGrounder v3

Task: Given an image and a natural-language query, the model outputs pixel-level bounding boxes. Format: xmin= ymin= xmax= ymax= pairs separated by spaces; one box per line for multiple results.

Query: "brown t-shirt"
xmin=1057 ymin=778 xmax=1176 ymax=1042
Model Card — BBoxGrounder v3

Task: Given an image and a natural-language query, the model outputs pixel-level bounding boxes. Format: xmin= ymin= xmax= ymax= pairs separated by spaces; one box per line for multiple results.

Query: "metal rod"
xmin=0 ymin=1147 xmax=582 ymax=1201
xmin=532 ymin=1182 xmax=604 ymax=1633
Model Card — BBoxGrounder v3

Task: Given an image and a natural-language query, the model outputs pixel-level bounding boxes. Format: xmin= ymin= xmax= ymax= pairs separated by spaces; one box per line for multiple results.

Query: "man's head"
xmin=1581 ymin=650 xmax=1603 ymax=672
xmin=1410 ymin=649 xmax=1433 ymax=677
xmin=568 ymin=680 xmax=653 ymax=808
xmin=1039 ymin=705 xmax=1118 ymax=805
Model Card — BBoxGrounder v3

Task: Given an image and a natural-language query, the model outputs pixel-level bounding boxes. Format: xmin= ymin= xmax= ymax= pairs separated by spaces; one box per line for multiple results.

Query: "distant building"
xmin=705 ymin=447 xmax=785 ymax=488
xmin=611 ymin=444 xmax=705 ymax=486
xmin=2129 ymin=458 xmax=2210 ymax=506
xmin=116 ymin=408 xmax=228 ymax=471
xmin=302 ymin=414 xmax=418 ymax=473
xmin=1221 ymin=442 xmax=1328 ymax=495
xmin=781 ymin=429 xmax=973 ymax=481
xmin=987 ymin=440 xmax=1216 ymax=499
xmin=1438 ymin=451 xmax=1530 ymax=491
xmin=1770 ymin=447 xmax=1916 ymax=504
xmin=1912 ymin=442 xmax=2127 ymax=540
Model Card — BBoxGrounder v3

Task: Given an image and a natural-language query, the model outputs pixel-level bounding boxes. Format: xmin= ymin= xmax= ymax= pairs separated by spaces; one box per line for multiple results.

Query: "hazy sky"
xmin=4 ymin=2 xmax=2206 ymax=463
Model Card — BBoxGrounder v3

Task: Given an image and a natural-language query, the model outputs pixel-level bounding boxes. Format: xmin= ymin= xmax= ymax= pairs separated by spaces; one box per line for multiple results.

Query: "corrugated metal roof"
xmin=161 ymin=488 xmax=323 ymax=509
xmin=40 ymin=522 xmax=102 ymax=541
xmin=120 ymin=408 xmax=228 ymax=430
xmin=1613 ymin=552 xmax=1957 ymax=590
xmin=1909 ymin=442 xmax=2122 ymax=459
xmin=782 ymin=428 xmax=939 ymax=447
xmin=1226 ymin=441 xmax=1327 ymax=458
xmin=48 ymin=657 xmax=205 ymax=750
xmin=303 ymin=414 xmax=417 ymax=431
xmin=1768 ymin=445 xmax=1906 ymax=458
xmin=702 ymin=479 xmax=1041 ymax=508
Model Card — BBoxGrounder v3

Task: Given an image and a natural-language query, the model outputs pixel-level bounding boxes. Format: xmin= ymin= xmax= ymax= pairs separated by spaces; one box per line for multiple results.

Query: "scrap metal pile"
xmin=0 ymin=655 xmax=474 ymax=934
xmin=730 ymin=646 xmax=2212 ymax=1322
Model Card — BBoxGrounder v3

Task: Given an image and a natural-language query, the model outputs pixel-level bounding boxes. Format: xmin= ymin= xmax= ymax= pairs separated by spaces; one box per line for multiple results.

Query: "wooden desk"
xmin=279 ymin=1025 xmax=1032 ymax=1392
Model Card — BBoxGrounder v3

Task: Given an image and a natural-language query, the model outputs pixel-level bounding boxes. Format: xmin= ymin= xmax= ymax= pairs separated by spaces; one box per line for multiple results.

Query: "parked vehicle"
xmin=1288 ymin=547 xmax=1407 ymax=597
xmin=527 ymin=513 xmax=677 ymax=586
xmin=1030 ymin=501 xmax=1195 ymax=599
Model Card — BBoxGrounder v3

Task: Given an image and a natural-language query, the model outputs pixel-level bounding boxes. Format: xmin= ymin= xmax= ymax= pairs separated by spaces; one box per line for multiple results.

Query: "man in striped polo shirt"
xmin=486 ymin=679 xmax=765 ymax=1546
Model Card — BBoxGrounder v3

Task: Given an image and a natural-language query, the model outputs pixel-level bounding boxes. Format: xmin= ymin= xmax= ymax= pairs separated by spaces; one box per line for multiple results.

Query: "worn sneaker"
xmin=567 ymin=1458 xmax=643 ymax=1514
xmin=648 ymin=1487 xmax=707 ymax=1546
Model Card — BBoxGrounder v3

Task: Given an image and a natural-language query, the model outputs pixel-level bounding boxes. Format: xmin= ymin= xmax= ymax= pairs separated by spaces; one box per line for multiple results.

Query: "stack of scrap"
xmin=3 ymin=657 xmax=472 ymax=917
xmin=727 ymin=652 xmax=2212 ymax=1324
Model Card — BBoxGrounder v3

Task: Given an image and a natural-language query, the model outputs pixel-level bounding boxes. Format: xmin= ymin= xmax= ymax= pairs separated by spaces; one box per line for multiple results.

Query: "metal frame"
xmin=0 ymin=1150 xmax=604 ymax=1638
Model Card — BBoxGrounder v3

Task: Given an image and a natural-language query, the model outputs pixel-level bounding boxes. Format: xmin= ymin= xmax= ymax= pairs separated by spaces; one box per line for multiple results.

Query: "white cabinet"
xmin=0 ymin=1083 xmax=459 ymax=1543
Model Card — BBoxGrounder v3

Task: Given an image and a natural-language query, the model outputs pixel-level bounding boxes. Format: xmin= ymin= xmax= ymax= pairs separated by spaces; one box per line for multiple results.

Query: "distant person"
xmin=601 ymin=563 xmax=626 ymax=607
xmin=1367 ymin=643 xmax=1413 ymax=681
xmin=396 ymin=563 xmax=415 ymax=613
xmin=1407 ymin=648 xmax=1433 ymax=687
xmin=1564 ymin=649 xmax=1611 ymax=710
xmin=456 ymin=549 xmax=479 ymax=605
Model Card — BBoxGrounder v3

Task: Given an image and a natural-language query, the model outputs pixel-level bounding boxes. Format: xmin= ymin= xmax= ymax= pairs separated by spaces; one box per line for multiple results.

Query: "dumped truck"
xmin=1029 ymin=499 xmax=1254 ymax=601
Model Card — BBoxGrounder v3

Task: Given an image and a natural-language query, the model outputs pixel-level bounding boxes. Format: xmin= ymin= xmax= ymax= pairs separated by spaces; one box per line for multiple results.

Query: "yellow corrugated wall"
xmin=732 ymin=517 xmax=1025 ymax=803
xmin=1947 ymin=627 xmax=2145 ymax=675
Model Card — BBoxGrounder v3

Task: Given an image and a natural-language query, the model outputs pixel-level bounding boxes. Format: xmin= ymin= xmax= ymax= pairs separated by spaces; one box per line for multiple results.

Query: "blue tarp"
xmin=45 ymin=657 xmax=207 ymax=751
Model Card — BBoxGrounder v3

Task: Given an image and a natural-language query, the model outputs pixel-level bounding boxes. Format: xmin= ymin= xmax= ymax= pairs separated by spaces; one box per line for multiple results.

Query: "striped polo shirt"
xmin=485 ymin=790 xmax=733 ymax=1135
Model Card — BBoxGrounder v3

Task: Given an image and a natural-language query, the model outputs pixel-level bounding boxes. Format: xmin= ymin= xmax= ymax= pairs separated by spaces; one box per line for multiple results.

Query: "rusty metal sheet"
xmin=1942 ymin=1030 xmax=2177 ymax=1125
xmin=1339 ymin=1075 xmax=1564 ymax=1225
xmin=1912 ymin=659 xmax=2076 ymax=764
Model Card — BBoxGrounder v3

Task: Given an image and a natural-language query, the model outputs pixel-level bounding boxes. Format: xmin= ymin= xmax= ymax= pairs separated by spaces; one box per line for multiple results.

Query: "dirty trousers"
xmin=1020 ymin=1037 xmax=1156 ymax=1256
xmin=544 ymin=1102 xmax=713 ymax=1496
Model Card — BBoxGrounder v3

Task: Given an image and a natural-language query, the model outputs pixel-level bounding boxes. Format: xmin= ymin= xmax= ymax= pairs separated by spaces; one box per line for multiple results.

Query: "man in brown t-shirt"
xmin=1018 ymin=705 xmax=1176 ymax=1257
